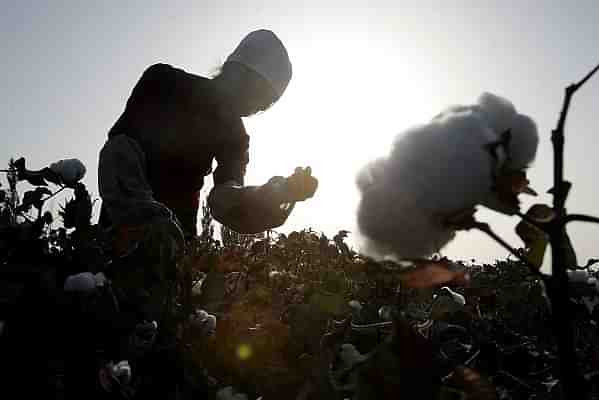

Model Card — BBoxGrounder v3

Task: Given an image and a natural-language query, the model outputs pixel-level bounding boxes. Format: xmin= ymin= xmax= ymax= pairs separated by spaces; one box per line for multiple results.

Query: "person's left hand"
xmin=285 ymin=166 xmax=318 ymax=203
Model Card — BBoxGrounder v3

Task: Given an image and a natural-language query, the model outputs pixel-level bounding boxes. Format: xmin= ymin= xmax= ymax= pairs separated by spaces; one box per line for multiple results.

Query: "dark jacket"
xmin=107 ymin=63 xmax=250 ymax=234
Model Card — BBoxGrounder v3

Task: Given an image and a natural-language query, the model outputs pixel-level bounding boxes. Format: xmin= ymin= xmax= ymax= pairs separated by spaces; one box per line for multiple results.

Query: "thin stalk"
xmin=474 ymin=222 xmax=545 ymax=279
xmin=547 ymin=61 xmax=599 ymax=399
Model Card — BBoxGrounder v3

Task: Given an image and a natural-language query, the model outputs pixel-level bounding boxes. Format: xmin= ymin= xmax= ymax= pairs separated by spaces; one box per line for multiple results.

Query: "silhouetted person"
xmin=96 ymin=29 xmax=318 ymax=393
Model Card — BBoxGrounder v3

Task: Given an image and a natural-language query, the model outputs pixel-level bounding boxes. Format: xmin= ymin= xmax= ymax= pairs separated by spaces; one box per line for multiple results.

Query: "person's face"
xmin=225 ymin=62 xmax=279 ymax=117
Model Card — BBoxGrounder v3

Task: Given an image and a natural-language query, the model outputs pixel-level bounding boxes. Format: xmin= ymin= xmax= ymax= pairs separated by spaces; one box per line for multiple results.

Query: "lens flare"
xmin=236 ymin=343 xmax=252 ymax=360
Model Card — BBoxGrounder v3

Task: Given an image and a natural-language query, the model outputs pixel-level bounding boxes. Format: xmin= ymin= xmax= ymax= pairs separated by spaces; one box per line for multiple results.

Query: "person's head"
xmin=215 ymin=30 xmax=292 ymax=117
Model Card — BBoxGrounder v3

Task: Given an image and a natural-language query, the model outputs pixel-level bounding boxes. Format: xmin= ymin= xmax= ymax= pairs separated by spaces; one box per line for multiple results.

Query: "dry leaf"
xmin=399 ymin=262 xmax=470 ymax=289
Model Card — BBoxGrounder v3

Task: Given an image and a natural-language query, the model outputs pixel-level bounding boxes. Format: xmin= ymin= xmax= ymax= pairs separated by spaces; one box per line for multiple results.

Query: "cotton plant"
xmin=356 ymin=63 xmax=599 ymax=399
xmin=2 ymin=157 xmax=89 ymax=227
xmin=10 ymin=156 xmax=86 ymax=188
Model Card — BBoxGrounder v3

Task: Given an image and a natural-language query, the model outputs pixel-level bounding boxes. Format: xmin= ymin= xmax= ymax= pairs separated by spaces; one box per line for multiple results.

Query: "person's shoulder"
xmin=140 ymin=63 xmax=198 ymax=80
xmin=133 ymin=63 xmax=212 ymax=97
xmin=137 ymin=63 xmax=209 ymax=83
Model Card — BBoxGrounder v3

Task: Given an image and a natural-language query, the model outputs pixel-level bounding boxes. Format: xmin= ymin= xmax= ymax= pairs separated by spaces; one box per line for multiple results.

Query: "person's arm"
xmin=208 ymin=169 xmax=317 ymax=234
xmin=98 ymin=135 xmax=172 ymax=227
xmin=208 ymin=179 xmax=294 ymax=234
xmin=208 ymin=119 xmax=317 ymax=233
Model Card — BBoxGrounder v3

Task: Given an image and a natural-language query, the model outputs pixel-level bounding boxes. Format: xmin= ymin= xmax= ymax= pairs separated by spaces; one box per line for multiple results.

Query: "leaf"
xmin=399 ymin=261 xmax=470 ymax=289
xmin=13 ymin=157 xmax=57 ymax=186
xmin=17 ymin=187 xmax=52 ymax=212
xmin=452 ymin=366 xmax=498 ymax=400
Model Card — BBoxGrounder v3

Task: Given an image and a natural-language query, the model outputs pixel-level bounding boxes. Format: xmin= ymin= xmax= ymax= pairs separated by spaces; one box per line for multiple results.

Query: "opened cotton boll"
xmin=64 ymin=272 xmax=97 ymax=293
xmin=63 ymin=271 xmax=108 ymax=293
xmin=430 ymin=288 xmax=466 ymax=320
xmin=216 ymin=386 xmax=249 ymax=400
xmin=356 ymin=92 xmax=539 ymax=260
xmin=190 ymin=309 xmax=217 ymax=337
xmin=49 ymin=158 xmax=86 ymax=186
xmin=437 ymin=286 xmax=466 ymax=306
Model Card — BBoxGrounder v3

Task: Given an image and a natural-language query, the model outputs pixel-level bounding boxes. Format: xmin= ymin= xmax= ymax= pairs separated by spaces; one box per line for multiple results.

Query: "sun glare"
xmin=243 ymin=37 xmax=446 ymax=239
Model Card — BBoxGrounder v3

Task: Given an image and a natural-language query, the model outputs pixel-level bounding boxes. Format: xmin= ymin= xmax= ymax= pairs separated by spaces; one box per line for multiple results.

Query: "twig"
xmin=473 ymin=222 xmax=545 ymax=279
xmin=573 ymin=62 xmax=599 ymax=91
xmin=564 ymin=214 xmax=599 ymax=226
xmin=41 ymin=185 xmax=67 ymax=203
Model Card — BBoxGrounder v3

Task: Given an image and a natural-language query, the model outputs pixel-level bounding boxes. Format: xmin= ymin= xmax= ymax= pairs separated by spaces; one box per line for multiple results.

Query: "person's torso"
xmin=109 ymin=64 xmax=248 ymax=204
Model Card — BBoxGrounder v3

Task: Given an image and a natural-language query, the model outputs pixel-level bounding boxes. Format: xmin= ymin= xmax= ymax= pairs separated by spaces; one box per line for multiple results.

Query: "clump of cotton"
xmin=356 ymin=92 xmax=539 ymax=260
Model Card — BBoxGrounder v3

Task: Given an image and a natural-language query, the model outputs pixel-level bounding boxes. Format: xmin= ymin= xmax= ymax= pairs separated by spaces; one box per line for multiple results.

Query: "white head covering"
xmin=226 ymin=29 xmax=292 ymax=99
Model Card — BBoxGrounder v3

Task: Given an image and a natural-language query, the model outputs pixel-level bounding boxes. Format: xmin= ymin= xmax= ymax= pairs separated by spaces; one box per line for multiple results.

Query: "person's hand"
xmin=285 ymin=166 xmax=318 ymax=202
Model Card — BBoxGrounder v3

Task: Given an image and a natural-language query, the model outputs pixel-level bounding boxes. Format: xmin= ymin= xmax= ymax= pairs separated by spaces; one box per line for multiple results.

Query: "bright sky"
xmin=1 ymin=0 xmax=599 ymax=268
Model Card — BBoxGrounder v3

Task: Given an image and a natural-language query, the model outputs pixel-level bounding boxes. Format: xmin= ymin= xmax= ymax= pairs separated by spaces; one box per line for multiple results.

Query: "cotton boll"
xmin=476 ymin=93 xmax=538 ymax=170
xmin=190 ymin=309 xmax=217 ymax=337
xmin=357 ymin=111 xmax=498 ymax=259
xmin=356 ymin=92 xmax=539 ymax=260
xmin=476 ymin=92 xmax=518 ymax=136
xmin=505 ymin=113 xmax=539 ymax=170
xmin=440 ymin=286 xmax=466 ymax=306
xmin=196 ymin=309 xmax=209 ymax=321
xmin=355 ymin=156 xmax=389 ymax=193
xmin=64 ymin=272 xmax=97 ymax=293
xmin=94 ymin=272 xmax=108 ymax=287
xmin=430 ymin=292 xmax=465 ymax=319
xmin=49 ymin=158 xmax=86 ymax=186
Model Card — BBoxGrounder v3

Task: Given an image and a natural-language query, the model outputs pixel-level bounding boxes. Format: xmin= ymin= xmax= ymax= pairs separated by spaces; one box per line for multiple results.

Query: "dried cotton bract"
xmin=356 ymin=92 xmax=538 ymax=260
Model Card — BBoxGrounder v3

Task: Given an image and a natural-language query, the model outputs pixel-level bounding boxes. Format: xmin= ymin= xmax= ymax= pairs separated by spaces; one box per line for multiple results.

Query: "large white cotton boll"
xmin=477 ymin=92 xmax=518 ymax=136
xmin=356 ymin=92 xmax=539 ymax=260
xmin=505 ymin=113 xmax=539 ymax=170
xmin=357 ymin=111 xmax=498 ymax=259
xmin=476 ymin=92 xmax=539 ymax=170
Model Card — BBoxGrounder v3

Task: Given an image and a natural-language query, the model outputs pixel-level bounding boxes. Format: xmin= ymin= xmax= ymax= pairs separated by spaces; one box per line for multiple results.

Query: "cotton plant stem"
xmin=547 ymin=61 xmax=599 ymax=400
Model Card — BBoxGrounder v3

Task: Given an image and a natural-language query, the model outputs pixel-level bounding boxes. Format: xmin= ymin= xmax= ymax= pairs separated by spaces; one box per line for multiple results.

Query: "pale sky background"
xmin=1 ymin=0 xmax=598 ymax=268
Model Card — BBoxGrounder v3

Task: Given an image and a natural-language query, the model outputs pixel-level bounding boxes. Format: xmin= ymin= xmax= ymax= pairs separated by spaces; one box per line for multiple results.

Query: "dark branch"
xmin=574 ymin=61 xmax=599 ymax=90
xmin=473 ymin=222 xmax=545 ymax=279
xmin=564 ymin=213 xmax=599 ymax=226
